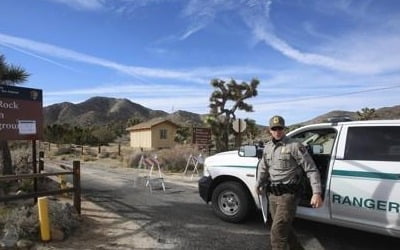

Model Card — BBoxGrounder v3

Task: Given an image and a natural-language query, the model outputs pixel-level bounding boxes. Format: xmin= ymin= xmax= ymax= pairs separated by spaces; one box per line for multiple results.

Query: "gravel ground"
xmin=33 ymin=198 xmax=170 ymax=250
xmin=32 ymin=170 xmax=199 ymax=250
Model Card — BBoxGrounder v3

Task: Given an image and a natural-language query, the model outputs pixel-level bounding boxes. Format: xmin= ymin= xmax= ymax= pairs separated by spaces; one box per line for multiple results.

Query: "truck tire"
xmin=211 ymin=181 xmax=251 ymax=223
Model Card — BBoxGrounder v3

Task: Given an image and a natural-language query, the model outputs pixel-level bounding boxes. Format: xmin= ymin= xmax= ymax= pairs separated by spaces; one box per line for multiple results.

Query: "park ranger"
xmin=256 ymin=115 xmax=323 ymax=250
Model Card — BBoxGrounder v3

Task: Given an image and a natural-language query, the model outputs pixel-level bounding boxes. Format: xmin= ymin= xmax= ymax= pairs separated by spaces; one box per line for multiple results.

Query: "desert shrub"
xmin=0 ymin=200 xmax=80 ymax=242
xmin=4 ymin=146 xmax=34 ymax=194
xmin=0 ymin=205 xmax=38 ymax=241
xmin=83 ymin=146 xmax=98 ymax=157
xmin=11 ymin=146 xmax=32 ymax=175
xmin=17 ymin=179 xmax=34 ymax=193
xmin=81 ymin=155 xmax=97 ymax=162
xmin=46 ymin=201 xmax=80 ymax=236
xmin=9 ymin=141 xmax=31 ymax=151
xmin=97 ymin=151 xmax=110 ymax=159
xmin=123 ymin=145 xmax=204 ymax=172
xmin=125 ymin=149 xmax=156 ymax=168
xmin=109 ymin=152 xmax=120 ymax=160
xmin=54 ymin=146 xmax=76 ymax=156
xmin=156 ymin=145 xmax=203 ymax=172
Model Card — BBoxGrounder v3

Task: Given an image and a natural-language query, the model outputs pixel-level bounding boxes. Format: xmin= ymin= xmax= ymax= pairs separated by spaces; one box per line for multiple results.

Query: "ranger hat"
xmin=269 ymin=115 xmax=285 ymax=129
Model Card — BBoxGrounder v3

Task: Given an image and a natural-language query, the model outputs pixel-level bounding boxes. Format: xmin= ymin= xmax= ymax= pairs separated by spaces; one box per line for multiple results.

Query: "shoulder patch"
xmin=299 ymin=145 xmax=307 ymax=154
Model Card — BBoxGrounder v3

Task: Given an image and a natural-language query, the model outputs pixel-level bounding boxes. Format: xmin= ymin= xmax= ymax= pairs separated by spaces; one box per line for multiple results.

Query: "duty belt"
xmin=267 ymin=183 xmax=300 ymax=196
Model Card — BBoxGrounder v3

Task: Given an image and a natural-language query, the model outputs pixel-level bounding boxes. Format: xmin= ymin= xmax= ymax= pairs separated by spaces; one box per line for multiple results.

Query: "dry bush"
xmin=109 ymin=152 xmax=120 ymax=159
xmin=155 ymin=145 xmax=203 ymax=172
xmin=83 ymin=147 xmax=98 ymax=157
xmin=123 ymin=145 xmax=205 ymax=172
xmin=11 ymin=146 xmax=32 ymax=175
xmin=0 ymin=200 xmax=80 ymax=243
xmin=2 ymin=143 xmax=35 ymax=194
xmin=124 ymin=149 xmax=155 ymax=168
xmin=81 ymin=155 xmax=97 ymax=162
xmin=97 ymin=151 xmax=110 ymax=159
xmin=54 ymin=145 xmax=77 ymax=156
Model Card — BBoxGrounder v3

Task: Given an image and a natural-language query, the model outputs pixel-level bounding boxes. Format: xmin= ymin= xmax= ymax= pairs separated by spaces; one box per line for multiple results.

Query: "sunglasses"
xmin=270 ymin=127 xmax=284 ymax=131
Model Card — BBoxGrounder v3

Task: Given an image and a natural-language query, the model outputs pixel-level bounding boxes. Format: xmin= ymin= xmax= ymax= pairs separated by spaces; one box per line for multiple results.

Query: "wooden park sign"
xmin=192 ymin=127 xmax=211 ymax=148
xmin=0 ymin=85 xmax=43 ymax=140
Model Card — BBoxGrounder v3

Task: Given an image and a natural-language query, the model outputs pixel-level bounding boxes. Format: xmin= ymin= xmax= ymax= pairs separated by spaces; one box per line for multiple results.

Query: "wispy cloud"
xmin=0 ymin=33 xmax=203 ymax=83
xmin=0 ymin=43 xmax=76 ymax=71
xmin=46 ymin=83 xmax=209 ymax=96
xmin=240 ymin=1 xmax=400 ymax=74
xmin=41 ymin=0 xmax=400 ymax=75
xmin=0 ymin=33 xmax=271 ymax=84
xmin=46 ymin=0 xmax=106 ymax=11
xmin=178 ymin=0 xmax=400 ymax=74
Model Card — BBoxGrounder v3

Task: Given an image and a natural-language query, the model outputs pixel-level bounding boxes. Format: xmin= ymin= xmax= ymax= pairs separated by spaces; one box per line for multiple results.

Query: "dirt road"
xmin=34 ymin=162 xmax=400 ymax=250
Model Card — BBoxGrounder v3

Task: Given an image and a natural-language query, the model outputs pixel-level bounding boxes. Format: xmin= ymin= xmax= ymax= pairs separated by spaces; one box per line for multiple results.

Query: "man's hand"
xmin=310 ymin=193 xmax=323 ymax=208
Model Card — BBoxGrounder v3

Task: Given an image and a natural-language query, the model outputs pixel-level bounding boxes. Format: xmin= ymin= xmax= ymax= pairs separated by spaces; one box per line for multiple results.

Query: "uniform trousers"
xmin=268 ymin=193 xmax=304 ymax=250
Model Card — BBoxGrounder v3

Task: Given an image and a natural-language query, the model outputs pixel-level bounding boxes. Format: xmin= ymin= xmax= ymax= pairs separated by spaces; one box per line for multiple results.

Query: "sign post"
xmin=0 ymin=85 xmax=43 ymax=199
xmin=0 ymin=85 xmax=43 ymax=140
xmin=232 ymin=119 xmax=247 ymax=147
xmin=192 ymin=127 xmax=211 ymax=152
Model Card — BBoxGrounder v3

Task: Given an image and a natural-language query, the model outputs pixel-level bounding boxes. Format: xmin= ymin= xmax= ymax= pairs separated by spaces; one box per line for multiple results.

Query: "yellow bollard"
xmin=38 ymin=197 xmax=51 ymax=241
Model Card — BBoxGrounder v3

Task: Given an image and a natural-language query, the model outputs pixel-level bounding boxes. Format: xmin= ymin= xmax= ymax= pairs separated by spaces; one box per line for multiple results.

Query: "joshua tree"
xmin=0 ymin=54 xmax=30 ymax=175
xmin=206 ymin=78 xmax=259 ymax=152
xmin=356 ymin=107 xmax=377 ymax=121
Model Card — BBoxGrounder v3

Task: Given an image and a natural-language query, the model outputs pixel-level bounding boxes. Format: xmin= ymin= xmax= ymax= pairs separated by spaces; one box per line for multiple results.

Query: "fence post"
xmin=73 ymin=161 xmax=81 ymax=215
xmin=39 ymin=151 xmax=44 ymax=173
xmin=32 ymin=140 xmax=38 ymax=203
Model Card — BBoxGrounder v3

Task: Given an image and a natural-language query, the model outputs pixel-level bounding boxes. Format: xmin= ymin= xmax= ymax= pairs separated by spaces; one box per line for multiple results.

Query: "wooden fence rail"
xmin=0 ymin=160 xmax=81 ymax=214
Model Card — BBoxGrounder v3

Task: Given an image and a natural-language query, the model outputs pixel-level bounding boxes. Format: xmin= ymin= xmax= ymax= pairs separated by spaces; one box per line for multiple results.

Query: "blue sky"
xmin=1 ymin=0 xmax=400 ymax=126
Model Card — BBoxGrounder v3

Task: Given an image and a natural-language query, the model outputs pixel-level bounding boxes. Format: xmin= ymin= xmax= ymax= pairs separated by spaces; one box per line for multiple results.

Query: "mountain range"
xmin=301 ymin=106 xmax=400 ymax=125
xmin=44 ymin=96 xmax=400 ymax=127
xmin=44 ymin=96 xmax=205 ymax=127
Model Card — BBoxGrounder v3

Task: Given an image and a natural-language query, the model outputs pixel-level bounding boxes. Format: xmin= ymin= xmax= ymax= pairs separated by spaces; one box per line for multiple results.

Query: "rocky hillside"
xmin=165 ymin=110 xmax=205 ymax=127
xmin=44 ymin=96 xmax=205 ymax=127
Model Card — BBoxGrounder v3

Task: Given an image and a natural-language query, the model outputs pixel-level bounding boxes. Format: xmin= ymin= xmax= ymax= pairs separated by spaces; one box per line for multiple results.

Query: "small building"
xmin=126 ymin=118 xmax=179 ymax=150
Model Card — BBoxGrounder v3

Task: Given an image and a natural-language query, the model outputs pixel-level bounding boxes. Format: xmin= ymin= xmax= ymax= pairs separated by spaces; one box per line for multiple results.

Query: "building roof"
xmin=126 ymin=117 xmax=179 ymax=131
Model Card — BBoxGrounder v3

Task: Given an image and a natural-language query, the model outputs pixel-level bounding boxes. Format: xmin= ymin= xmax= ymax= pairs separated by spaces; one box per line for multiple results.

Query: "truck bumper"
xmin=198 ymin=176 xmax=212 ymax=203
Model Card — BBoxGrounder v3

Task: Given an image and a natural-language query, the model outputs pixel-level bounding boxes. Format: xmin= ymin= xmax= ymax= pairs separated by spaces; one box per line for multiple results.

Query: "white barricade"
xmin=183 ymin=154 xmax=204 ymax=180
xmin=142 ymin=155 xmax=166 ymax=193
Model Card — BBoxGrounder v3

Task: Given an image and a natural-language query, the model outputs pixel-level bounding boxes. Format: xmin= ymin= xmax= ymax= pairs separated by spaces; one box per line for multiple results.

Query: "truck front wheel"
xmin=211 ymin=181 xmax=251 ymax=223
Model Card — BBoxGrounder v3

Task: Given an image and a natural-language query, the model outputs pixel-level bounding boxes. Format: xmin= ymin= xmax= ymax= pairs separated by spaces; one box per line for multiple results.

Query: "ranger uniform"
xmin=257 ymin=137 xmax=321 ymax=194
xmin=256 ymin=115 xmax=322 ymax=250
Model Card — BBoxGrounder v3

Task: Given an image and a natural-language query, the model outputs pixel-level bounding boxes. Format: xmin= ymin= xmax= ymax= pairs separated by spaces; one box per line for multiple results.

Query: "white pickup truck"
xmin=198 ymin=119 xmax=400 ymax=238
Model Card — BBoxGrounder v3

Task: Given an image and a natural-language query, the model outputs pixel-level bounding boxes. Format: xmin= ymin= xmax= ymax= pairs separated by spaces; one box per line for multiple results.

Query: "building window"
xmin=160 ymin=129 xmax=167 ymax=139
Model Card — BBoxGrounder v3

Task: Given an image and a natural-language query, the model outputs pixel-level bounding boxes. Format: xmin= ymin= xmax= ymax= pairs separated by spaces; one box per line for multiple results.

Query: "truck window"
xmin=344 ymin=126 xmax=400 ymax=161
xmin=292 ymin=129 xmax=337 ymax=155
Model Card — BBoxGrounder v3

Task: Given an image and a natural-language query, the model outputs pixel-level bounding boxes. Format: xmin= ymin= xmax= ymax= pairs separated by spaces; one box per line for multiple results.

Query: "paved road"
xmin=46 ymin=162 xmax=400 ymax=249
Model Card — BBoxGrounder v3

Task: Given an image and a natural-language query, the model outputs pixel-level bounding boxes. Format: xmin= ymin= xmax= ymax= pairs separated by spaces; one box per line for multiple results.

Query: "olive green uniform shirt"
xmin=257 ymin=136 xmax=322 ymax=194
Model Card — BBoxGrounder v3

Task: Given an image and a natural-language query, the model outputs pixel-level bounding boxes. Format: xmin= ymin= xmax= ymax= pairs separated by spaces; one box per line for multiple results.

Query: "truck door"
xmin=287 ymin=127 xmax=338 ymax=221
xmin=330 ymin=125 xmax=400 ymax=235
xmin=289 ymin=127 xmax=338 ymax=205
